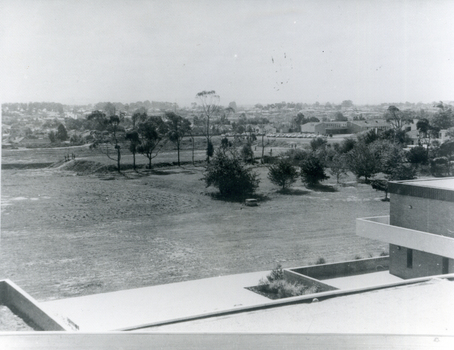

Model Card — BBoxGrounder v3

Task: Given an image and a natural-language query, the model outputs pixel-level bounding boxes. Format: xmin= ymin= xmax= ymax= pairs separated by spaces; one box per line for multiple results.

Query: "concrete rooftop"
xmin=147 ymin=278 xmax=454 ymax=334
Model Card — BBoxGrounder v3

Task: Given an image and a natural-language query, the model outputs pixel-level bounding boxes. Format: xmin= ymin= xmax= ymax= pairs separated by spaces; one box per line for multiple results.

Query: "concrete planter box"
xmin=284 ymin=257 xmax=389 ymax=287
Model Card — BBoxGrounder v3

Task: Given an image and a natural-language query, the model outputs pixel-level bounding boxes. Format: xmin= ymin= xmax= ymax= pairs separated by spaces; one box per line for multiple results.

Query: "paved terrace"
xmin=41 ymin=270 xmax=403 ymax=332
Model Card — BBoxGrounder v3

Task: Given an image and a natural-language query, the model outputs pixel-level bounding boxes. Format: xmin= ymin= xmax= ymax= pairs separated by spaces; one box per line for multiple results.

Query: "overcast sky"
xmin=1 ymin=0 xmax=454 ymax=106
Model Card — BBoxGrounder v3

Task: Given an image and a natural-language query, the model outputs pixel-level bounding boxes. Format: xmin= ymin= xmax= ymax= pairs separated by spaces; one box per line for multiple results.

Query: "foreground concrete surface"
xmin=2 ymin=333 xmax=454 ymax=350
xmin=147 ymin=279 xmax=454 ymax=335
xmin=41 ymin=271 xmax=270 ymax=331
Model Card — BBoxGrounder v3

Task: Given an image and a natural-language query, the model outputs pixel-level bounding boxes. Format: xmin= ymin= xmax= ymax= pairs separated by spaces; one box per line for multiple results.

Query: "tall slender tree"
xmin=165 ymin=112 xmax=191 ymax=166
xmin=196 ymin=90 xmax=220 ymax=162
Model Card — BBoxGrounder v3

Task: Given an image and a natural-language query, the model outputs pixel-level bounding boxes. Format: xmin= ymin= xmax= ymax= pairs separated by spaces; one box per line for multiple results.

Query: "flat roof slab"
xmin=40 ymin=271 xmax=270 ymax=331
xmin=148 ymin=279 xmax=454 ymax=334
xmin=322 ymin=271 xmax=402 ymax=289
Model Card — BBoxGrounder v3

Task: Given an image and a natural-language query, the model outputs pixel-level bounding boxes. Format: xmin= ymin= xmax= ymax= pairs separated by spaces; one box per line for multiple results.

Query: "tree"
xmin=131 ymin=110 xmax=147 ymax=129
xmin=300 ymin=153 xmax=329 ymax=186
xmin=268 ymin=158 xmax=299 ymax=190
xmin=137 ymin=116 xmax=168 ymax=169
xmin=407 ymin=146 xmax=428 ymax=166
xmin=87 ymin=110 xmax=125 ymax=172
xmin=241 ymin=143 xmax=254 ymax=164
xmin=432 ymin=105 xmax=453 ymax=130
xmin=346 ymin=142 xmax=379 ymax=181
xmin=341 ymin=100 xmax=353 ymax=108
xmin=48 ymin=130 xmax=56 ymax=143
xmin=125 ymin=130 xmax=141 ymax=170
xmin=334 ymin=111 xmax=348 ymax=121
xmin=439 ymin=140 xmax=454 ymax=175
xmin=370 ymin=164 xmax=416 ymax=201
xmin=310 ymin=137 xmax=327 ymax=152
xmin=369 ymin=140 xmax=416 ymax=200
xmin=56 ymin=124 xmax=68 ymax=142
xmin=196 ymin=90 xmax=221 ymax=162
xmin=327 ymin=151 xmax=348 ymax=184
xmin=203 ymin=148 xmax=260 ymax=198
xmin=385 ymin=106 xmax=412 ymax=144
xmin=165 ymin=112 xmax=191 ymax=166
xmin=386 ymin=105 xmax=402 ymax=130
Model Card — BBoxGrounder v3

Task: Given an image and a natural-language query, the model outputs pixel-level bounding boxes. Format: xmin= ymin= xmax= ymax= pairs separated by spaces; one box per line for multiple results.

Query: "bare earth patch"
xmin=1 ymin=159 xmax=389 ymax=301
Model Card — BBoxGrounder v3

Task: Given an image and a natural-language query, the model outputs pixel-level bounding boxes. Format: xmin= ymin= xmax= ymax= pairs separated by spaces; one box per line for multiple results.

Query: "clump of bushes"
xmin=254 ymin=264 xmax=318 ymax=299
xmin=315 ymin=257 xmax=326 ymax=265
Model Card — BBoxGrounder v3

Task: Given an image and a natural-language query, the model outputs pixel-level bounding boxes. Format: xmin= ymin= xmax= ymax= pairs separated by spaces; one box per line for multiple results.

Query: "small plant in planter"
xmin=248 ymin=264 xmax=319 ymax=300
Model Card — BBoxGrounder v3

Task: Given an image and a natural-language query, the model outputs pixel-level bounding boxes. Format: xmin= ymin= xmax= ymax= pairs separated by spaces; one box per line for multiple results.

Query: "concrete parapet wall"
xmin=0 ymin=279 xmax=70 ymax=331
xmin=288 ymin=257 xmax=389 ymax=280
xmin=283 ymin=270 xmax=338 ymax=292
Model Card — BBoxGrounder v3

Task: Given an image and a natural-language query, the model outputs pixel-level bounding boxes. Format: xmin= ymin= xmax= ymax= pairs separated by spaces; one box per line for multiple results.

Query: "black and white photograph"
xmin=1 ymin=0 xmax=454 ymax=348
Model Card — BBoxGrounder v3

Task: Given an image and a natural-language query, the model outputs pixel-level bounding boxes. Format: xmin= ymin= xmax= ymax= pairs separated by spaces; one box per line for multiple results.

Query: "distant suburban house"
xmin=347 ymin=119 xmax=390 ymax=134
xmin=357 ymin=178 xmax=454 ymax=279
xmin=252 ymin=125 xmax=276 ymax=134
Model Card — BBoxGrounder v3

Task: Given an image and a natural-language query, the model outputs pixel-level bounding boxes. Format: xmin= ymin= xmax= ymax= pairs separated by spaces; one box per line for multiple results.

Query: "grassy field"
xmin=0 ymin=141 xmax=389 ymax=301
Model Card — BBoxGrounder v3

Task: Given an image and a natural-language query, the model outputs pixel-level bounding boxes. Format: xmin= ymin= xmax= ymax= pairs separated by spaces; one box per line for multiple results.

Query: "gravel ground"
xmin=1 ymin=157 xmax=389 ymax=301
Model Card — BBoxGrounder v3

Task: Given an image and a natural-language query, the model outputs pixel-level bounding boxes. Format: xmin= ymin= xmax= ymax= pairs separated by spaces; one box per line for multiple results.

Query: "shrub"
xmin=203 ymin=148 xmax=260 ymax=198
xmin=315 ymin=257 xmax=326 ymax=265
xmin=268 ymin=158 xmax=299 ymax=190
xmin=407 ymin=146 xmax=428 ymax=165
xmin=255 ymin=264 xmax=319 ymax=299
xmin=241 ymin=143 xmax=254 ymax=164
xmin=282 ymin=149 xmax=307 ymax=165
xmin=266 ymin=264 xmax=284 ymax=282
xmin=300 ymin=153 xmax=329 ymax=186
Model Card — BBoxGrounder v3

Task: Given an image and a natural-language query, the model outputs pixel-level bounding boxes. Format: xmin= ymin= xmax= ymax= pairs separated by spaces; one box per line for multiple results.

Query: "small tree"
xmin=371 ymin=165 xmax=416 ymax=201
xmin=48 ymin=130 xmax=56 ymax=143
xmin=268 ymin=158 xmax=299 ymax=190
xmin=203 ymin=148 xmax=260 ymax=198
xmin=300 ymin=153 xmax=329 ymax=186
xmin=241 ymin=143 xmax=254 ymax=164
xmin=137 ymin=116 xmax=168 ymax=169
xmin=56 ymin=124 xmax=68 ymax=141
xmin=87 ymin=110 xmax=125 ymax=172
xmin=165 ymin=112 xmax=191 ymax=166
xmin=206 ymin=140 xmax=214 ymax=161
xmin=125 ymin=130 xmax=141 ymax=170
xmin=327 ymin=151 xmax=348 ymax=184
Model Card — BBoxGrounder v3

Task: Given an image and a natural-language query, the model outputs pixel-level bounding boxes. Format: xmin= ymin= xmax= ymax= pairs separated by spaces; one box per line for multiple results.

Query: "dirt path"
xmin=1 ymin=163 xmax=389 ymax=301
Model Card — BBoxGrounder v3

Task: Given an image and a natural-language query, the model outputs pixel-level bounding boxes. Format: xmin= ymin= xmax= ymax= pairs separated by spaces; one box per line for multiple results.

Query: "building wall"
xmin=389 ymin=244 xmax=454 ymax=278
xmin=300 ymin=123 xmax=317 ymax=133
xmin=389 ymin=190 xmax=454 ymax=278
xmin=390 ymin=193 xmax=454 ymax=238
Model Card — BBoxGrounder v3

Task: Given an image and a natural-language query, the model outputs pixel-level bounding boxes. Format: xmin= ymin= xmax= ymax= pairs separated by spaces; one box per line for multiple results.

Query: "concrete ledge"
xmin=357 ymin=216 xmax=454 ymax=259
xmin=283 ymin=270 xmax=338 ymax=292
xmin=0 ymin=279 xmax=73 ymax=331
xmin=287 ymin=257 xmax=390 ymax=280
